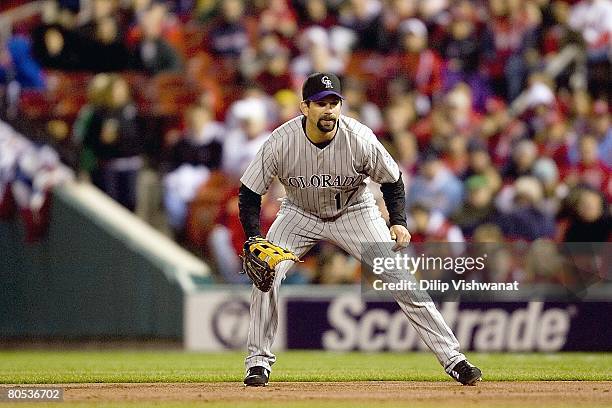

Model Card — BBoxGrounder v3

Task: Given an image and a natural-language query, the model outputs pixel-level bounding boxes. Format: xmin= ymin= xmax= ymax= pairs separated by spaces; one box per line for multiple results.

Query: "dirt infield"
xmin=34 ymin=381 xmax=610 ymax=407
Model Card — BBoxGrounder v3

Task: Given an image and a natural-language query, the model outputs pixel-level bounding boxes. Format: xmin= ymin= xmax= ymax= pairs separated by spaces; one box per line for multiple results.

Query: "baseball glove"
xmin=240 ymin=236 xmax=301 ymax=292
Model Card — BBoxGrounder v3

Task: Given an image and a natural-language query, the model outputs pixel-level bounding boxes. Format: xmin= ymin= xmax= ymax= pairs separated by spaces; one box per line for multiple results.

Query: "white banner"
xmin=184 ymin=288 xmax=287 ymax=351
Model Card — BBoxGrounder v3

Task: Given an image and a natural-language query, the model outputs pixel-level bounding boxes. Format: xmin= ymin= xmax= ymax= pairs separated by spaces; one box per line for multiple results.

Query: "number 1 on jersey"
xmin=334 ymin=187 xmax=359 ymax=210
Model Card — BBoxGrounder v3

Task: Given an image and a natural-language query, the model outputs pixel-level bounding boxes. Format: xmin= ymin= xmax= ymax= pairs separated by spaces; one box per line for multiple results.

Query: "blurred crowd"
xmin=0 ymin=120 xmax=73 ymax=242
xmin=0 ymin=0 xmax=609 ymax=284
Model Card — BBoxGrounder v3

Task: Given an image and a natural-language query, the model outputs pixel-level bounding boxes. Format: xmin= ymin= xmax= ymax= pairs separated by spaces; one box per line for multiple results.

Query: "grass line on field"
xmin=0 ymin=351 xmax=610 ymax=384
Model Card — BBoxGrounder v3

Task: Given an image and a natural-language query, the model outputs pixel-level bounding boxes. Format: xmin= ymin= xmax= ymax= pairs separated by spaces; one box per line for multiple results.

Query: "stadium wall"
xmin=0 ymin=182 xmax=210 ymax=339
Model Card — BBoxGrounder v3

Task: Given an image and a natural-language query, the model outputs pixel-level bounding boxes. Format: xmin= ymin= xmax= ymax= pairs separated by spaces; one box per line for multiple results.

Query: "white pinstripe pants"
xmin=245 ymin=200 xmax=466 ymax=373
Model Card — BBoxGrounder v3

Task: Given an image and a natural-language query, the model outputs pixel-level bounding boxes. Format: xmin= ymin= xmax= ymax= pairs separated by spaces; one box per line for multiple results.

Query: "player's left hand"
xmin=390 ymin=225 xmax=411 ymax=252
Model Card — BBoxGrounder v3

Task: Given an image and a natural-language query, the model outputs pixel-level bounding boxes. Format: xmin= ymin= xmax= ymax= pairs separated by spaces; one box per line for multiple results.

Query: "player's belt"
xmin=320 ymin=212 xmax=343 ymax=222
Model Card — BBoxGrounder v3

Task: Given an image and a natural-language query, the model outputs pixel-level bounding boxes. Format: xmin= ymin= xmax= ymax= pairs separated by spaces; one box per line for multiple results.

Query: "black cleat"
xmin=449 ymin=360 xmax=482 ymax=385
xmin=244 ymin=366 xmax=270 ymax=387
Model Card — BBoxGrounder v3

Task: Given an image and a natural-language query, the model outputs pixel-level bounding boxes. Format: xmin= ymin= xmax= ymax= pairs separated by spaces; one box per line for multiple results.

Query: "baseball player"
xmin=238 ymin=72 xmax=482 ymax=386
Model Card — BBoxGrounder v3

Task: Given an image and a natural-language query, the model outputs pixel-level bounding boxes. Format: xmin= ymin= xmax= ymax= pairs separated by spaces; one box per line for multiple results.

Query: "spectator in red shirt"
xmin=397 ymin=18 xmax=443 ymax=98
xmin=297 ymin=0 xmax=338 ymax=29
xmin=258 ymin=0 xmax=298 ymax=43
xmin=208 ymin=183 xmax=281 ymax=283
xmin=407 ymin=202 xmax=466 ymax=243
xmin=483 ymin=0 xmax=542 ymax=100
xmin=442 ymin=135 xmax=470 ymax=179
xmin=536 ymin=110 xmax=573 ymax=175
xmin=565 ymin=134 xmax=611 ymax=200
xmin=240 ymin=32 xmax=293 ymax=94
xmin=255 ymin=46 xmax=293 ymax=96
xmin=542 ymin=0 xmax=582 ymax=57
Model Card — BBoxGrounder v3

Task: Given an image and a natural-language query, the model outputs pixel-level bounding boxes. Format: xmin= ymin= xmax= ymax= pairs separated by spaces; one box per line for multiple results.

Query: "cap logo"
xmin=321 ymin=75 xmax=333 ymax=89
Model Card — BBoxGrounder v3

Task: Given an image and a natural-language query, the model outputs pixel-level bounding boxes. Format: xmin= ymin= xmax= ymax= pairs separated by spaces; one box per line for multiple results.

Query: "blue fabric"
xmin=407 ymin=169 xmax=464 ymax=216
xmin=497 ymin=207 xmax=556 ymax=241
xmin=6 ymin=36 xmax=45 ymax=89
xmin=92 ymin=167 xmax=139 ymax=212
xmin=568 ymin=128 xmax=612 ymax=167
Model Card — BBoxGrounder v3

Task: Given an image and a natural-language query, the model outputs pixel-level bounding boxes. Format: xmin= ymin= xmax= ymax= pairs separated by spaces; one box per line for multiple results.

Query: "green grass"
xmin=0 ymin=351 xmax=610 ymax=384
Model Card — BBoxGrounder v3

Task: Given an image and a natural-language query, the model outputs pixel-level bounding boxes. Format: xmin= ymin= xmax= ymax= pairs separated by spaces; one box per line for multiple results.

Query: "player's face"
xmin=302 ymin=96 xmax=342 ymax=133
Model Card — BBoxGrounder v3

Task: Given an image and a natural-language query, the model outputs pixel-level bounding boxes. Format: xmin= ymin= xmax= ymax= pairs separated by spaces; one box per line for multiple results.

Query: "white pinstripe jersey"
xmin=240 ymin=115 xmax=400 ymax=219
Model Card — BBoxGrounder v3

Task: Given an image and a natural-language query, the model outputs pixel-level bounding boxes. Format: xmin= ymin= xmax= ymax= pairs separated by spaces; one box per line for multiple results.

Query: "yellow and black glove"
xmin=240 ymin=237 xmax=301 ymax=292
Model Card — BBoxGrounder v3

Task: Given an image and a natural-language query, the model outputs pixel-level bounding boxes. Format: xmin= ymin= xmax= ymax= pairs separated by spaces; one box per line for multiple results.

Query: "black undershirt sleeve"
xmin=238 ymin=184 xmax=263 ymax=238
xmin=380 ymin=173 xmax=408 ymax=228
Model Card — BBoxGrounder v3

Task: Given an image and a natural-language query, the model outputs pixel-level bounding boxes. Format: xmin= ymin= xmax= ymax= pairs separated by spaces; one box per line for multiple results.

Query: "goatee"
xmin=317 ymin=118 xmax=337 ymax=132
